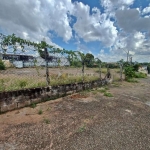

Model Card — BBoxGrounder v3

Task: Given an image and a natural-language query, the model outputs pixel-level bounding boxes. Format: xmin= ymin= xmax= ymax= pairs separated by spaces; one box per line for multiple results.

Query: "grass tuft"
xmin=104 ymin=92 xmax=113 ymax=97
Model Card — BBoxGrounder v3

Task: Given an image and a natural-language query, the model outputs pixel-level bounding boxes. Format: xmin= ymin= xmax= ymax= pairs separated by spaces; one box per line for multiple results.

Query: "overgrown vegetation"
xmin=0 ymin=73 xmax=100 ymax=92
xmin=124 ymin=65 xmax=147 ymax=81
xmin=0 ymin=59 xmax=5 ymax=70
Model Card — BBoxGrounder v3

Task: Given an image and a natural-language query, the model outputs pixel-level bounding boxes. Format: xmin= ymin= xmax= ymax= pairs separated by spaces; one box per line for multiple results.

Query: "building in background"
xmin=0 ymin=53 xmax=70 ymax=68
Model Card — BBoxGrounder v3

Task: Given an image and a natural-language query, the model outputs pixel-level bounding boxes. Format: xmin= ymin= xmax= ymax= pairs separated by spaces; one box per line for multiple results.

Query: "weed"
xmin=0 ymin=79 xmax=5 ymax=91
xmin=78 ymin=124 xmax=86 ymax=132
xmin=104 ymin=86 xmax=109 ymax=90
xmin=38 ymin=109 xmax=43 ymax=115
xmin=104 ymin=92 xmax=113 ymax=97
xmin=98 ymin=89 xmax=106 ymax=93
xmin=126 ymin=78 xmax=138 ymax=83
xmin=92 ymin=91 xmax=97 ymax=94
xmin=30 ymin=103 xmax=37 ymax=108
xmin=18 ymin=80 xmax=27 ymax=88
xmin=43 ymin=118 xmax=50 ymax=124
xmin=134 ymin=72 xmax=147 ymax=78
xmin=112 ymin=82 xmax=120 ymax=87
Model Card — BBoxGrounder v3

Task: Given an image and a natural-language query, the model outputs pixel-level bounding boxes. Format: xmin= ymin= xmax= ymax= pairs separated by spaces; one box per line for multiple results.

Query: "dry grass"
xmin=0 ymin=67 xmax=122 ymax=92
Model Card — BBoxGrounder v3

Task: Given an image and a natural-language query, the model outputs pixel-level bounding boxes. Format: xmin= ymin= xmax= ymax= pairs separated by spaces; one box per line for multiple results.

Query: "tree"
xmin=85 ymin=53 xmax=94 ymax=68
xmin=0 ymin=59 xmax=5 ymax=70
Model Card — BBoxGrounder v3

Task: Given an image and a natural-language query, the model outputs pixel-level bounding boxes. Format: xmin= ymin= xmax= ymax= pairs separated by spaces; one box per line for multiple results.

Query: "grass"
xmin=30 ymin=103 xmax=37 ymax=108
xmin=112 ymin=82 xmax=120 ymax=87
xmin=98 ymin=89 xmax=107 ymax=93
xmin=78 ymin=124 xmax=86 ymax=132
xmin=43 ymin=118 xmax=50 ymax=124
xmin=126 ymin=78 xmax=138 ymax=83
xmin=95 ymin=68 xmax=107 ymax=74
xmin=0 ymin=72 xmax=100 ymax=92
xmin=104 ymin=92 xmax=113 ymax=97
xmin=134 ymin=72 xmax=147 ymax=78
xmin=104 ymin=86 xmax=109 ymax=90
xmin=38 ymin=109 xmax=43 ymax=115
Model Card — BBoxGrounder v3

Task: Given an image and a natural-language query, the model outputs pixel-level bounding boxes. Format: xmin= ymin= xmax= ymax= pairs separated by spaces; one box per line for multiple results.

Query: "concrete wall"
xmin=0 ymin=79 xmax=108 ymax=113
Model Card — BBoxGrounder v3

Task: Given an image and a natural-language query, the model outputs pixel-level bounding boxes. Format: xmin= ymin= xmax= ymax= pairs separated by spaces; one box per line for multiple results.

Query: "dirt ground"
xmin=0 ymin=77 xmax=150 ymax=150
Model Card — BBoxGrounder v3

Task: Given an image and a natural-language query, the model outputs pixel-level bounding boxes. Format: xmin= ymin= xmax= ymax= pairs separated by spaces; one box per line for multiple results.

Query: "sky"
xmin=0 ymin=0 xmax=150 ymax=62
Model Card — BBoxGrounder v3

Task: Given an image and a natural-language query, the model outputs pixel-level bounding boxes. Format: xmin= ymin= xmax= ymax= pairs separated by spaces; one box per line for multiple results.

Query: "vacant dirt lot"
xmin=0 ymin=77 xmax=150 ymax=150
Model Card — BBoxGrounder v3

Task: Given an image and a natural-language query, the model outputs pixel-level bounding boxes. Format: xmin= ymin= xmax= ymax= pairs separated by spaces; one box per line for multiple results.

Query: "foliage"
xmin=0 ymin=59 xmax=5 ymax=70
xmin=0 ymin=33 xmax=76 ymax=60
xmin=133 ymin=64 xmax=141 ymax=72
xmin=124 ymin=66 xmax=135 ymax=79
xmin=134 ymin=72 xmax=147 ymax=78
xmin=107 ymin=63 xmax=119 ymax=69
xmin=85 ymin=53 xmax=94 ymax=67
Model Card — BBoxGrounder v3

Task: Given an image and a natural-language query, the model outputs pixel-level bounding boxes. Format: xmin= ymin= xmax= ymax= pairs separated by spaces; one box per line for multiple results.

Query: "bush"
xmin=124 ymin=66 xmax=135 ymax=79
xmin=134 ymin=72 xmax=147 ymax=78
xmin=133 ymin=64 xmax=141 ymax=72
xmin=0 ymin=59 xmax=5 ymax=70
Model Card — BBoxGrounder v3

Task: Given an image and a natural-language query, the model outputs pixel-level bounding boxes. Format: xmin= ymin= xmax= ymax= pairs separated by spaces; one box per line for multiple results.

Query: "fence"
xmin=0 ymin=48 xmax=108 ymax=91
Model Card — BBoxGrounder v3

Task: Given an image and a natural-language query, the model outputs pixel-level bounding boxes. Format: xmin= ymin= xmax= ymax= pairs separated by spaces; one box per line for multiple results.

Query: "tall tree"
xmin=85 ymin=53 xmax=94 ymax=68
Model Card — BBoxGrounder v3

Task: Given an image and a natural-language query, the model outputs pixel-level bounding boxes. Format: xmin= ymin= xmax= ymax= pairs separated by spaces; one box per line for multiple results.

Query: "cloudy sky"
xmin=0 ymin=0 xmax=150 ymax=62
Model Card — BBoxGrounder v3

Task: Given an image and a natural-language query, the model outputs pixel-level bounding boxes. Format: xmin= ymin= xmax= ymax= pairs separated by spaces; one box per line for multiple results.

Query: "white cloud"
xmin=142 ymin=5 xmax=150 ymax=14
xmin=73 ymin=2 xmax=118 ymax=47
xmin=0 ymin=0 xmax=73 ymax=44
xmin=108 ymin=31 xmax=150 ymax=62
xmin=100 ymin=0 xmax=134 ymax=12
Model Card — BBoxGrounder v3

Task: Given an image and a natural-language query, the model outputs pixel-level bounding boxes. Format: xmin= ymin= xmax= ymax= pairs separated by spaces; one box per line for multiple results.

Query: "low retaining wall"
xmin=0 ymin=79 xmax=108 ymax=113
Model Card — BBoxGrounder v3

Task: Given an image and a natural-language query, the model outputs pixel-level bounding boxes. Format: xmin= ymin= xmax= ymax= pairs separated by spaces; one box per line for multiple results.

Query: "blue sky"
xmin=0 ymin=0 xmax=150 ymax=62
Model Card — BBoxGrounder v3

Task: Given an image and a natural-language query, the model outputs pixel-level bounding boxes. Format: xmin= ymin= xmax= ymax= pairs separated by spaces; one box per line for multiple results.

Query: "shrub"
xmin=134 ymin=72 xmax=147 ymax=78
xmin=124 ymin=66 xmax=135 ymax=79
xmin=0 ymin=59 xmax=5 ymax=70
xmin=133 ymin=64 xmax=141 ymax=72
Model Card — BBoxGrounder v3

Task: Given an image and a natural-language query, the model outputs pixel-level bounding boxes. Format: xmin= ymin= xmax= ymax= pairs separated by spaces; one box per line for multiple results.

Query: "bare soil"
xmin=0 ymin=77 xmax=150 ymax=150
